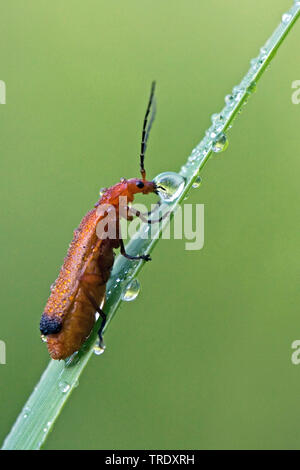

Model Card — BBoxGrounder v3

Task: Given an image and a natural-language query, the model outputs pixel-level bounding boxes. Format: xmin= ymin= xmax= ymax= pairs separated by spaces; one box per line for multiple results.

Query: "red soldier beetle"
xmin=40 ymin=82 xmax=166 ymax=360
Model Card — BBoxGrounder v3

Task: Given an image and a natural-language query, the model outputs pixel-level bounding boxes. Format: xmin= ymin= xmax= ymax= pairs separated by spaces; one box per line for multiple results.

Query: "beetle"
xmin=40 ymin=82 xmax=164 ymax=360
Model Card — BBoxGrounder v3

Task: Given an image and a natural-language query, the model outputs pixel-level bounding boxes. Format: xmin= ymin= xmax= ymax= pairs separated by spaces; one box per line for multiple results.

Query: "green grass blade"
xmin=2 ymin=1 xmax=300 ymax=451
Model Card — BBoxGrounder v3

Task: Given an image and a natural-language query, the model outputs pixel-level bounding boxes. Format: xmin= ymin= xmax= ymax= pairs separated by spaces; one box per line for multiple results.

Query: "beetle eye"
xmin=136 ymin=181 xmax=144 ymax=189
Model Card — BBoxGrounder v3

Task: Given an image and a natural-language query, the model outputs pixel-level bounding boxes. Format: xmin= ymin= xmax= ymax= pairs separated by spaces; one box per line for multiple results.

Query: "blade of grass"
xmin=2 ymin=1 xmax=300 ymax=450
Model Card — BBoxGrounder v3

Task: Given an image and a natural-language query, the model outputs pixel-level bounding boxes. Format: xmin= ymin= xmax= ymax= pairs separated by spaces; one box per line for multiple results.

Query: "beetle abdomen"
xmin=46 ymin=238 xmax=116 ymax=360
xmin=46 ymin=287 xmax=105 ymax=360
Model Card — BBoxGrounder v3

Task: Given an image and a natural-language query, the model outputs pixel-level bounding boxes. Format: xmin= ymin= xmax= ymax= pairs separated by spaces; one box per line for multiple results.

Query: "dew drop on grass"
xmin=43 ymin=421 xmax=52 ymax=433
xmin=250 ymin=58 xmax=259 ymax=72
xmin=23 ymin=406 xmax=31 ymax=419
xmin=93 ymin=344 xmax=106 ymax=356
xmin=212 ymin=113 xmax=224 ymax=123
xmin=225 ymin=94 xmax=234 ymax=106
xmin=211 ymin=114 xmax=225 ymax=133
xmin=192 ymin=176 xmax=202 ymax=189
xmin=282 ymin=13 xmax=292 ymax=23
xmin=212 ymin=133 xmax=229 ymax=153
xmin=153 ymin=172 xmax=185 ymax=202
xmin=121 ymin=278 xmax=140 ymax=302
xmin=59 ymin=381 xmax=70 ymax=393
xmin=258 ymin=53 xmax=267 ymax=65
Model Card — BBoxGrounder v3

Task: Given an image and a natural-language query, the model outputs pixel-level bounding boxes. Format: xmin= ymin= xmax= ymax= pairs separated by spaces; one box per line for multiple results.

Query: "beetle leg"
xmin=132 ymin=209 xmax=168 ymax=224
xmin=119 ymin=236 xmax=151 ymax=262
xmin=124 ymin=207 xmax=133 ymax=222
xmin=85 ymin=290 xmax=107 ymax=348
xmin=126 ymin=203 xmax=169 ymax=224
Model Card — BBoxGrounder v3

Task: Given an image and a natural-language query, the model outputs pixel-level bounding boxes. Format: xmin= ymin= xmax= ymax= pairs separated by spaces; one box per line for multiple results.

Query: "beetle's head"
xmin=126 ymin=178 xmax=157 ymax=196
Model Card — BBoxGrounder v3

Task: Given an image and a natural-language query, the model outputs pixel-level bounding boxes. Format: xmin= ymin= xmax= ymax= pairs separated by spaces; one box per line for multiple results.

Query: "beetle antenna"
xmin=140 ymin=81 xmax=156 ymax=180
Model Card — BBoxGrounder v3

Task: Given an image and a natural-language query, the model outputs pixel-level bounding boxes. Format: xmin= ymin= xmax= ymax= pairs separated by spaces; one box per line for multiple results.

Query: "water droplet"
xmin=93 ymin=344 xmax=106 ymax=356
xmin=121 ymin=278 xmax=140 ymax=302
xmin=59 ymin=381 xmax=70 ymax=393
xmin=23 ymin=406 xmax=31 ymax=419
xmin=282 ymin=13 xmax=292 ymax=23
xmin=250 ymin=58 xmax=259 ymax=72
xmin=211 ymin=115 xmax=225 ymax=133
xmin=231 ymin=87 xmax=243 ymax=101
xmin=212 ymin=133 xmax=229 ymax=153
xmin=225 ymin=94 xmax=234 ymax=105
xmin=212 ymin=113 xmax=224 ymax=123
xmin=153 ymin=172 xmax=185 ymax=202
xmin=192 ymin=176 xmax=202 ymax=189
xmin=207 ymin=127 xmax=218 ymax=139
xmin=188 ymin=153 xmax=198 ymax=162
xmin=43 ymin=421 xmax=52 ymax=433
xmin=258 ymin=52 xmax=267 ymax=65
xmin=40 ymin=335 xmax=47 ymax=343
xmin=99 ymin=187 xmax=107 ymax=197
xmin=232 ymin=85 xmax=240 ymax=95
xmin=50 ymin=281 xmax=56 ymax=291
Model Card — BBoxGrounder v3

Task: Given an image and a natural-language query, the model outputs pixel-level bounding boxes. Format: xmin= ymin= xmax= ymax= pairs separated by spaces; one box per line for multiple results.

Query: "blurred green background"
xmin=1 ymin=0 xmax=300 ymax=450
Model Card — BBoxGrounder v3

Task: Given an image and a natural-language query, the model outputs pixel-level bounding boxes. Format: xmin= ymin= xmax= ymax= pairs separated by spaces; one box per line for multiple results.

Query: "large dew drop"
xmin=153 ymin=172 xmax=185 ymax=202
xmin=212 ymin=133 xmax=229 ymax=153
xmin=121 ymin=278 xmax=140 ymax=302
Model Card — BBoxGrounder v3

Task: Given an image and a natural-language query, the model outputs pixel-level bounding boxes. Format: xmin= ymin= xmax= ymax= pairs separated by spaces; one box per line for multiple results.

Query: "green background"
xmin=1 ymin=0 xmax=300 ymax=450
